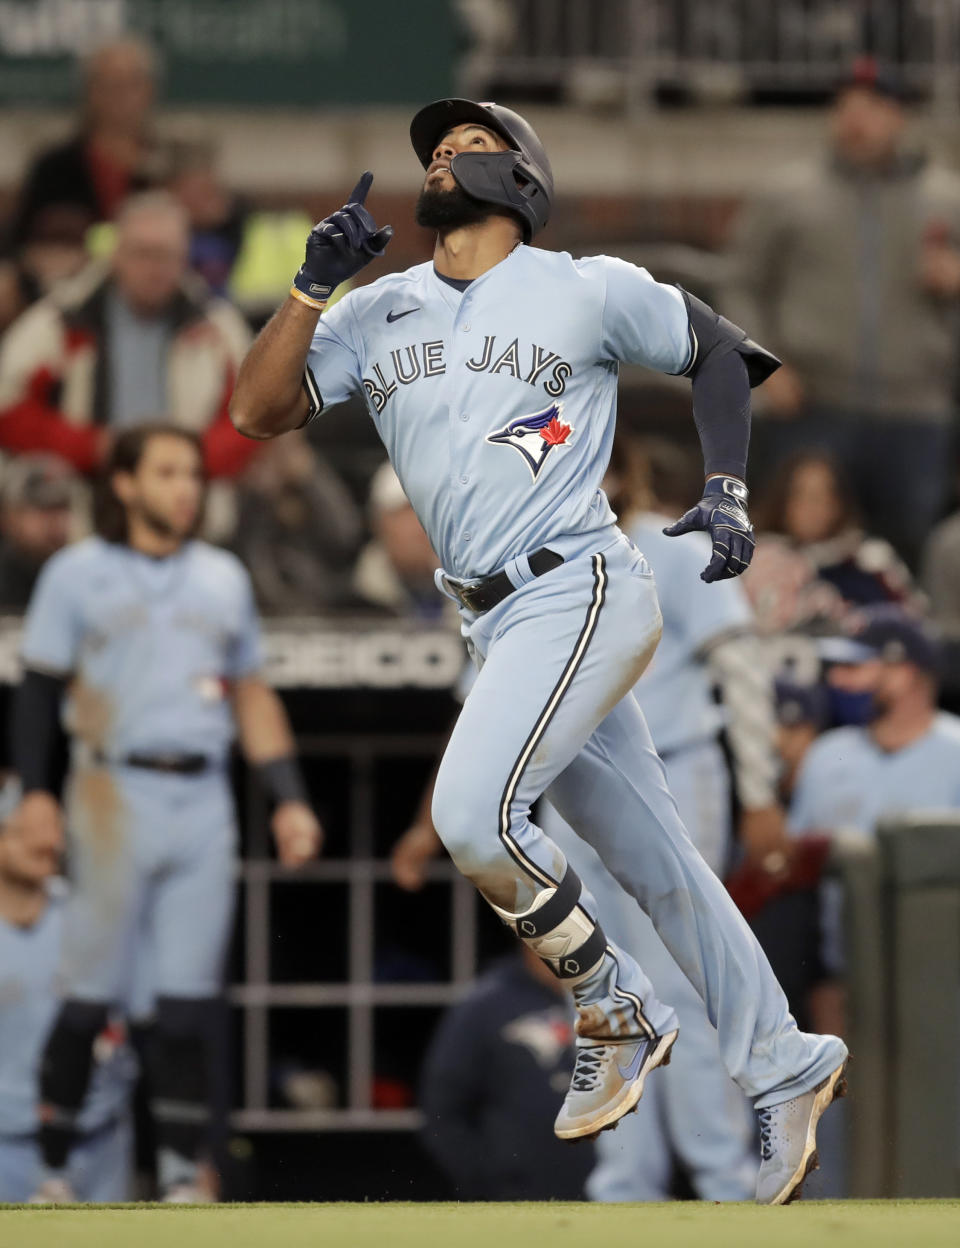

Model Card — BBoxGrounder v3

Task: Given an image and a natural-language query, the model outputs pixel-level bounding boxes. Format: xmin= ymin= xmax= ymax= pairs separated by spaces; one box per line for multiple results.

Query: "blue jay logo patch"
xmin=485 ymin=402 xmax=573 ymax=480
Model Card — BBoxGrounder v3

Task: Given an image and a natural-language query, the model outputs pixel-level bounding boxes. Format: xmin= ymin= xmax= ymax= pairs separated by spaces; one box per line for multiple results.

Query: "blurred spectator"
xmin=167 ymin=142 xmax=317 ymax=327
xmin=0 ymin=455 xmax=76 ymax=611
xmin=419 ymin=948 xmax=594 ymax=1200
xmin=726 ymin=57 xmax=960 ymax=566
xmin=0 ymin=206 xmax=91 ymax=337
xmin=792 ymin=606 xmax=960 ymax=845
xmin=920 ymin=504 xmax=960 ymax=699
xmin=0 ymin=191 xmax=254 ymax=480
xmin=0 ymin=780 xmax=137 ymax=1202
xmin=6 ymin=37 xmax=161 ymax=254
xmin=774 ymin=679 xmax=830 ymax=803
xmin=746 ymin=452 xmax=918 ymax=637
xmin=167 ymin=143 xmax=247 ymax=300
xmin=353 ymin=463 xmax=448 ymax=620
xmin=233 ymin=431 xmax=363 ymax=613
xmin=921 ymin=509 xmax=960 ymax=636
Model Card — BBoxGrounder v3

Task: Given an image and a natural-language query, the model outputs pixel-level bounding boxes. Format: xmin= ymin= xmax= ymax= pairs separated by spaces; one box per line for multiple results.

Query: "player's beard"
xmin=415 ymin=180 xmax=492 ymax=231
xmin=136 ymin=499 xmax=195 ymax=543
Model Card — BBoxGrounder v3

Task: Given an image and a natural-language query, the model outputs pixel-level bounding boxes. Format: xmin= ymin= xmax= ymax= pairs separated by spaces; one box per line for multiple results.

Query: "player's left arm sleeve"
xmin=596 ymin=259 xmax=779 ymax=478
xmin=678 ymin=288 xmax=781 ymax=480
xmin=706 ymin=632 xmax=779 ymax=810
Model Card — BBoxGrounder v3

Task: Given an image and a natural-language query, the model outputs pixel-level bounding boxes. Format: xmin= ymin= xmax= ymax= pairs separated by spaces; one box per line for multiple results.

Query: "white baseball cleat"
xmin=554 ymin=1028 xmax=678 ymax=1140
xmin=755 ymin=1058 xmax=849 ymax=1205
xmin=27 ymin=1176 xmax=77 ymax=1204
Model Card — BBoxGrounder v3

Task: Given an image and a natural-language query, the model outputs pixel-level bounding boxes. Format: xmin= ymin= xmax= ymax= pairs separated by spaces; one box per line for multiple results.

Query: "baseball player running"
xmin=11 ymin=423 xmax=322 ymax=1202
xmin=230 ymin=99 xmax=848 ymax=1204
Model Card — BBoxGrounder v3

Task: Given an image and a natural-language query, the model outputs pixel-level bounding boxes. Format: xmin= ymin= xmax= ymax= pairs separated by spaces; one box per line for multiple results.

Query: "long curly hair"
xmin=93 ymin=422 xmax=205 ymax=544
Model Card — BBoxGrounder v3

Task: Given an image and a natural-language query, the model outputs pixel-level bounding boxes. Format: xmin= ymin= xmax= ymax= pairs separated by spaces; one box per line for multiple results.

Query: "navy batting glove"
xmin=663 ymin=476 xmax=755 ymax=582
xmin=291 ymin=172 xmax=393 ymax=309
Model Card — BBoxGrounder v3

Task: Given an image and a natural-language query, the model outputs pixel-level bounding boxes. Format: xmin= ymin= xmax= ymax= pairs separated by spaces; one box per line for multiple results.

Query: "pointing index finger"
xmin=348 ymin=171 xmax=374 ymax=205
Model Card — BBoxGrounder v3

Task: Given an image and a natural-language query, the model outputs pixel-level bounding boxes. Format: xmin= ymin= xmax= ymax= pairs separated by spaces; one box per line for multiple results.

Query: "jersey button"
xmin=461 ymin=323 xmax=471 ymax=332
xmin=459 ymin=412 xmax=469 ymax=422
xmin=463 ymin=532 xmax=471 ymax=541
xmin=459 ymin=474 xmax=469 ymax=484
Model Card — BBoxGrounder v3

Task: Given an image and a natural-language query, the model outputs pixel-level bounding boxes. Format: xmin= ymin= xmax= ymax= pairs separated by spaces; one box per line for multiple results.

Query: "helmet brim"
xmin=410 ymin=98 xmax=519 ymax=169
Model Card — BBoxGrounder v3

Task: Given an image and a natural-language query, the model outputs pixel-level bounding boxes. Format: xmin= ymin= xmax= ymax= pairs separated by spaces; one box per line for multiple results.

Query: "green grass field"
xmin=1 ymin=1201 xmax=959 ymax=1248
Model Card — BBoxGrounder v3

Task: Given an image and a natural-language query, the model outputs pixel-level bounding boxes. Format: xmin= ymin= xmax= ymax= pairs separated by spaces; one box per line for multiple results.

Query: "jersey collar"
xmin=428 ymin=243 xmax=525 ymax=311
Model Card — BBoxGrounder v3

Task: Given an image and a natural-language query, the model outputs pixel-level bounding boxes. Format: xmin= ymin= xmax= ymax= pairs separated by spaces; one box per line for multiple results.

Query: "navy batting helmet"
xmin=410 ymin=98 xmax=554 ymax=241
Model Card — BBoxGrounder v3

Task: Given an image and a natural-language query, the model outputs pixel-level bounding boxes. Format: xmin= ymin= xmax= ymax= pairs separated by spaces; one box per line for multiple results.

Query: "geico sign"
xmin=262 ymin=629 xmax=464 ymax=689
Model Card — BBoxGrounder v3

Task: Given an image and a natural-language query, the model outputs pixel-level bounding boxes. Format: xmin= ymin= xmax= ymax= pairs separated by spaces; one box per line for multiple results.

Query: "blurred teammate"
xmin=788 ymin=607 xmax=960 ymax=1034
xmin=11 ymin=423 xmax=322 ymax=1201
xmin=0 ymin=781 xmax=137 ymax=1203
xmin=230 ymin=98 xmax=847 ymax=1203
xmin=793 ymin=607 xmax=960 ymax=845
xmin=543 ymin=437 xmax=782 ymax=1200
xmin=420 ymin=947 xmax=593 ymax=1201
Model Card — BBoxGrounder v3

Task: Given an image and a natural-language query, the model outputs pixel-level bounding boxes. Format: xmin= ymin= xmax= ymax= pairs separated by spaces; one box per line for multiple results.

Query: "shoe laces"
xmin=571 ymin=1044 xmax=613 ymax=1093
xmin=758 ymin=1107 xmax=775 ymax=1161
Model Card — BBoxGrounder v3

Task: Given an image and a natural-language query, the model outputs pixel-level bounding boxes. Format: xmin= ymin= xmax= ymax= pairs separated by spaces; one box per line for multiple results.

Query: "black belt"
xmin=95 ymin=751 xmax=211 ymax=775
xmin=442 ymin=547 xmax=564 ymax=613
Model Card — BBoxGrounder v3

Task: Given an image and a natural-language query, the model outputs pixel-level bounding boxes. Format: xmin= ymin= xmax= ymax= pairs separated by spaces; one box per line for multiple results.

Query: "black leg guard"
xmin=144 ymin=996 xmax=213 ymax=1164
xmin=38 ymin=1000 xmax=109 ymax=1169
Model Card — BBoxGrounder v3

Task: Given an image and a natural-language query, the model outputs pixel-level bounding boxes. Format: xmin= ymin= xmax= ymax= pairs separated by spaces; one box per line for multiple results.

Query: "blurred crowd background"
xmin=1 ymin=0 xmax=960 ymax=1207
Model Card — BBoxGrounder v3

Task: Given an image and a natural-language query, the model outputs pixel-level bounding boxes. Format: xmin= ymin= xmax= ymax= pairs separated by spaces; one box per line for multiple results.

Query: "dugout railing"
xmin=229 ymin=620 xmax=478 ymax=1134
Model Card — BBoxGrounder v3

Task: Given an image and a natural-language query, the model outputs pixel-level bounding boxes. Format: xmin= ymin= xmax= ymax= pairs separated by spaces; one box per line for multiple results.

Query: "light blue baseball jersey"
xmin=0 ymin=887 xmax=135 ymax=1137
xmin=20 ymin=538 xmax=262 ymax=766
xmin=626 ymin=513 xmax=753 ymax=754
xmin=789 ymin=712 xmax=960 ymax=836
xmin=304 ymin=247 xmax=691 ymax=578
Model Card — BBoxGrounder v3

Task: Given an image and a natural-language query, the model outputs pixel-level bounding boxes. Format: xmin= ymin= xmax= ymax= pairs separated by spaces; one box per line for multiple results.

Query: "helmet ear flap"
xmin=450 ymin=150 xmax=533 ymax=241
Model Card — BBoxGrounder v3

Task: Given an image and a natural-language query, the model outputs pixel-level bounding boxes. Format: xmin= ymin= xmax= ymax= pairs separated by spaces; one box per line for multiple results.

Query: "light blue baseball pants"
xmin=60 ymin=765 xmax=237 ymax=1004
xmin=431 ymin=530 xmax=846 ymax=1104
xmin=544 ymin=739 xmax=755 ymax=1200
